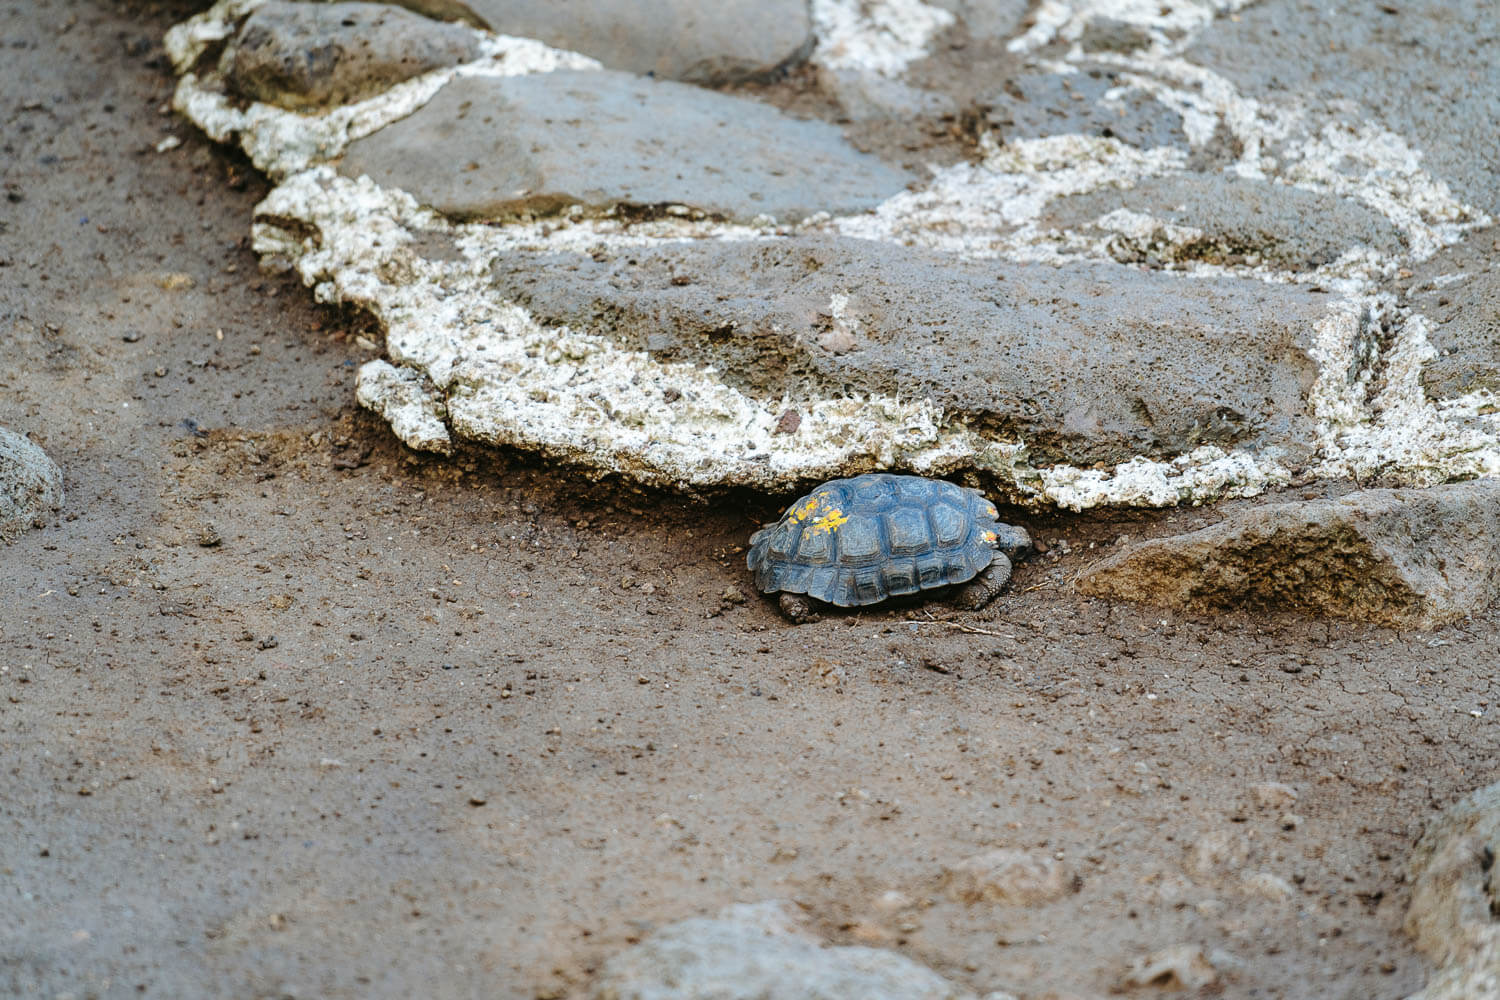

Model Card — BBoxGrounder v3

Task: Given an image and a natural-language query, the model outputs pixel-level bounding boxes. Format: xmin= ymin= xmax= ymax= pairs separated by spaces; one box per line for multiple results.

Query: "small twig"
xmin=907 ymin=620 xmax=1016 ymax=637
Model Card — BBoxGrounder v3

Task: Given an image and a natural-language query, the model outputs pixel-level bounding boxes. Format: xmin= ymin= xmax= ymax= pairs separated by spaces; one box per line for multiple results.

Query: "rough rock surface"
xmin=591 ymin=901 xmax=985 ymax=1000
xmin=1410 ymin=234 xmax=1500 ymax=398
xmin=926 ymin=0 xmax=1030 ymax=42
xmin=490 ymin=235 xmax=1328 ymax=467
xmin=941 ymin=849 xmax=1069 ymax=906
xmin=0 ymin=426 xmax=63 ymax=541
xmin=1075 ymin=481 xmax=1500 ymax=628
xmin=339 ymin=71 xmax=913 ymax=223
xmin=1119 ymin=945 xmax=1220 ymax=991
xmin=1039 ymin=174 xmax=1406 ymax=273
xmin=986 ymin=70 xmax=1186 ymax=150
xmin=1186 ymin=0 xmax=1500 ymax=216
xmin=225 ymin=1 xmax=481 ymax=110
xmin=1405 ymin=780 xmax=1500 ymax=1000
xmin=402 ymin=0 xmax=815 ymax=84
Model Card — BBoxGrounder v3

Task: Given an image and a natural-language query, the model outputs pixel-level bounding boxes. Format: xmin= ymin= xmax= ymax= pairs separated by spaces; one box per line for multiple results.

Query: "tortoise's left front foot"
xmin=778 ymin=592 xmax=820 ymax=624
xmin=952 ymin=555 xmax=1013 ymax=611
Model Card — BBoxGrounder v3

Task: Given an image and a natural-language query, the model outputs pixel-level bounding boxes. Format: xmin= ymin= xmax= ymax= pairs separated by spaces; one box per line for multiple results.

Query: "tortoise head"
xmin=989 ymin=522 xmax=1034 ymax=562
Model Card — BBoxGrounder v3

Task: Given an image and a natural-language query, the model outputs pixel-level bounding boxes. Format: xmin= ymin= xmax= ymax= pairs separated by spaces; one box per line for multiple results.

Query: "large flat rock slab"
xmin=339 ymin=71 xmax=912 ymax=224
xmin=986 ymin=70 xmax=1186 ymax=151
xmin=1075 ymin=481 xmax=1500 ymax=628
xmin=490 ymin=235 xmax=1328 ymax=467
xmin=411 ymin=0 xmax=814 ymax=85
xmin=225 ymin=1 xmax=482 ymax=111
xmin=1186 ymin=0 xmax=1500 ymax=217
xmin=1039 ymin=174 xmax=1406 ymax=273
xmin=1408 ymin=225 xmax=1500 ymax=399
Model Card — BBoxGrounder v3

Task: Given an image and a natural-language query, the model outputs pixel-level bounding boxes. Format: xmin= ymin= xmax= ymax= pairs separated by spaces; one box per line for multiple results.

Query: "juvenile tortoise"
xmin=747 ymin=473 xmax=1032 ymax=622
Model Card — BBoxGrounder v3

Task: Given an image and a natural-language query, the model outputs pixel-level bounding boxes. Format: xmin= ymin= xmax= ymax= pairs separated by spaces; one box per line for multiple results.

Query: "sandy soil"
xmin=3 ymin=2 xmax=1497 ymax=998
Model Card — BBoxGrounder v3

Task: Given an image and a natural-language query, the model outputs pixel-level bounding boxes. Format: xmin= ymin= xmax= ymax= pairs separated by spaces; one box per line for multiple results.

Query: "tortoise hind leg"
xmin=951 ymin=555 xmax=1013 ymax=611
xmin=778 ymin=592 xmax=820 ymax=624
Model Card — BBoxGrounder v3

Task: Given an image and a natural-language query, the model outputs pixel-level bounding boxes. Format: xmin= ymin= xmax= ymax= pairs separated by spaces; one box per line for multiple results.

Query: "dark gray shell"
xmin=747 ymin=473 xmax=1007 ymax=608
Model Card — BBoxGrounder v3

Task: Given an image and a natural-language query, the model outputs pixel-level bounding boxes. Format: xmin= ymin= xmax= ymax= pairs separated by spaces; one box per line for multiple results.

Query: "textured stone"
xmin=0 ymin=426 xmax=63 ymax=541
xmin=1039 ymin=174 xmax=1406 ymax=273
xmin=987 ymin=70 xmax=1186 ymax=149
xmin=925 ymin=0 xmax=1030 ymax=42
xmin=407 ymin=0 xmax=814 ymax=84
xmin=1405 ymin=780 xmax=1500 ymax=1000
xmin=225 ymin=1 xmax=481 ymax=110
xmin=1119 ymin=945 xmax=1219 ymax=991
xmin=942 ymin=849 xmax=1069 ymax=906
xmin=490 ymin=235 xmax=1327 ymax=466
xmin=1187 ymin=0 xmax=1500 ymax=215
xmin=1412 ymin=242 xmax=1500 ymax=398
xmin=1075 ymin=481 xmax=1500 ymax=628
xmin=340 ymin=71 xmax=913 ymax=223
xmin=591 ymin=900 xmax=982 ymax=1000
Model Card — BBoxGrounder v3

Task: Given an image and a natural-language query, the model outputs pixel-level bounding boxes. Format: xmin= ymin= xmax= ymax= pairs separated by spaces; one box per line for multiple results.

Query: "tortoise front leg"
xmin=778 ymin=592 xmax=819 ymax=623
xmin=951 ymin=554 xmax=1013 ymax=611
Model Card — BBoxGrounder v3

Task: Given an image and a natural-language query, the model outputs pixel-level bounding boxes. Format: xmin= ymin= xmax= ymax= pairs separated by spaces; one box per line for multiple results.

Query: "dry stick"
xmin=907 ymin=618 xmax=1016 ymax=637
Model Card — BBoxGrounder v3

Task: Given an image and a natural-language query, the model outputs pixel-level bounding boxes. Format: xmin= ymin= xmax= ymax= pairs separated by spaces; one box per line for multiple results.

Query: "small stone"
xmin=1251 ymin=782 xmax=1299 ymax=810
xmin=467 ymin=793 xmax=488 ymax=806
xmin=1280 ymin=813 xmax=1303 ymax=831
xmin=942 ymin=849 xmax=1069 ymax=906
xmin=773 ymin=409 xmax=802 ymax=435
xmin=155 ymin=272 xmax=194 ymax=290
xmin=196 ymin=524 xmax=221 ymax=547
xmin=1120 ymin=944 xmax=1219 ymax=991
xmin=0 ymin=427 xmax=64 ymax=541
xmin=846 ymin=921 xmax=895 ymax=946
xmin=720 ymin=587 xmax=746 ymax=605
xmin=1241 ymin=871 xmax=1296 ymax=900
xmin=121 ymin=329 xmax=142 ymax=343
xmin=1186 ymin=830 xmax=1249 ymax=881
xmin=872 ymin=890 xmax=914 ymax=914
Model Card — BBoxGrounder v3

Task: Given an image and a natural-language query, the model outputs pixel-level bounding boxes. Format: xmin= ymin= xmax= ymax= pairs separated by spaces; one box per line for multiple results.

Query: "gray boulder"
xmin=225 ymin=1 xmax=481 ymax=111
xmin=490 ymin=234 xmax=1328 ymax=467
xmin=1075 ymin=481 xmax=1500 ymax=628
xmin=1405 ymin=780 xmax=1500 ymax=1000
xmin=0 ymin=427 xmax=63 ymax=541
xmin=591 ymin=901 xmax=983 ymax=1000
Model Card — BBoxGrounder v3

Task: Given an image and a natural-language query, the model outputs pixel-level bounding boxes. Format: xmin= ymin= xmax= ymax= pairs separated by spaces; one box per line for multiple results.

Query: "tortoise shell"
xmin=747 ymin=473 xmax=1009 ymax=608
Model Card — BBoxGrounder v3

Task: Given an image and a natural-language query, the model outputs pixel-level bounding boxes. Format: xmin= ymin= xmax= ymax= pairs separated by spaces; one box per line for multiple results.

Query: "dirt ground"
xmin=2 ymin=2 xmax=1497 ymax=998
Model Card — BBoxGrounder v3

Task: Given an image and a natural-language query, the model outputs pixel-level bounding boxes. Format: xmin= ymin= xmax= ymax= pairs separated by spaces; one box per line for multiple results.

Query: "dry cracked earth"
xmin=2 ymin=1 xmax=1498 ymax=999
